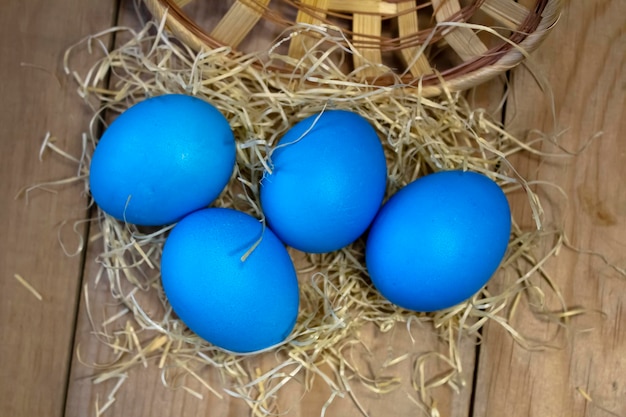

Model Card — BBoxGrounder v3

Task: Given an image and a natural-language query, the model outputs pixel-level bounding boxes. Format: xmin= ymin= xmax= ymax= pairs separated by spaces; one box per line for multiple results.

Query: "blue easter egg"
xmin=366 ymin=170 xmax=511 ymax=312
xmin=161 ymin=208 xmax=300 ymax=353
xmin=260 ymin=110 xmax=387 ymax=253
xmin=89 ymin=94 xmax=235 ymax=226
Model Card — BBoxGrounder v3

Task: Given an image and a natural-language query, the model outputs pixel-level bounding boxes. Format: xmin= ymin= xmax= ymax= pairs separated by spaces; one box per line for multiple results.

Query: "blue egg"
xmin=89 ymin=94 xmax=235 ymax=226
xmin=260 ymin=110 xmax=387 ymax=253
xmin=366 ymin=170 xmax=511 ymax=312
xmin=161 ymin=208 xmax=299 ymax=353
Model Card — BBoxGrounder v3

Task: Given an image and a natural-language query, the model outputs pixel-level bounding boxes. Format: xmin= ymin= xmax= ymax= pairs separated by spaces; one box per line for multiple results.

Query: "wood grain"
xmin=4 ymin=0 xmax=625 ymax=416
xmin=0 ymin=1 xmax=118 ymax=416
xmin=474 ymin=1 xmax=626 ymax=416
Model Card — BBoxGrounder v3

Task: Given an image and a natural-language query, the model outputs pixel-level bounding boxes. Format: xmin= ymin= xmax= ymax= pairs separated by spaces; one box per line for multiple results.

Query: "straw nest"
xmin=53 ymin=9 xmax=578 ymax=417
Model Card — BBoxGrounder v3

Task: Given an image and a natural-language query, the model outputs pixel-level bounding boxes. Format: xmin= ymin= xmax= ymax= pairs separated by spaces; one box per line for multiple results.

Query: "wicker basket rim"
xmin=142 ymin=0 xmax=564 ymax=96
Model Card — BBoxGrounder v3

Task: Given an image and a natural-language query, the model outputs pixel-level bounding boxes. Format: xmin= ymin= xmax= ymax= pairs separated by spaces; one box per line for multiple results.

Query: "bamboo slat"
xmin=172 ymin=0 xmax=193 ymax=8
xmin=288 ymin=0 xmax=330 ymax=60
xmin=352 ymin=13 xmax=383 ymax=78
xmin=481 ymin=0 xmax=530 ymax=29
xmin=397 ymin=1 xmax=433 ymax=77
xmin=432 ymin=0 xmax=488 ymax=61
xmin=211 ymin=0 xmax=271 ymax=48
xmin=326 ymin=0 xmax=398 ymax=15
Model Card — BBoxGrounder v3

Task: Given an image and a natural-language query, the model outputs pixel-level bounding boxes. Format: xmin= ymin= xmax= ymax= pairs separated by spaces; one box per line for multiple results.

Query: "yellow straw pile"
xmin=55 ymin=16 xmax=575 ymax=416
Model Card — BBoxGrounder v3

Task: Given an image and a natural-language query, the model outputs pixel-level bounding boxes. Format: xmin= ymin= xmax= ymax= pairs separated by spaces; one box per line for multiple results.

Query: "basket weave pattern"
xmin=143 ymin=0 xmax=562 ymax=95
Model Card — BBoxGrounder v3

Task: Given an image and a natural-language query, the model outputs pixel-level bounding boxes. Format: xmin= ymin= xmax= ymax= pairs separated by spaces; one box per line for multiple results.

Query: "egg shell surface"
xmin=89 ymin=94 xmax=235 ymax=226
xmin=260 ymin=110 xmax=387 ymax=253
xmin=365 ymin=170 xmax=511 ymax=312
xmin=161 ymin=208 xmax=300 ymax=353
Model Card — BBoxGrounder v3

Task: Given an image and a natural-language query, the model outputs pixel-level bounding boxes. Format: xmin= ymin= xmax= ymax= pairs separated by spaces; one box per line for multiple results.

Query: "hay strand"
xmin=13 ymin=273 xmax=43 ymax=301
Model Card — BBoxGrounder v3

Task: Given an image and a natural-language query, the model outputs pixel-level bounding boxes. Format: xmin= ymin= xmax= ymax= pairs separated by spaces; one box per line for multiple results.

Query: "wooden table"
xmin=1 ymin=1 xmax=624 ymax=416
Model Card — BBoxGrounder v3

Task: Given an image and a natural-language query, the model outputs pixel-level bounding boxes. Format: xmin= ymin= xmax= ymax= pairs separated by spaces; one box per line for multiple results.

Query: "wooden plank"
xmin=474 ymin=1 xmax=626 ymax=416
xmin=0 ymin=0 xmax=118 ymax=416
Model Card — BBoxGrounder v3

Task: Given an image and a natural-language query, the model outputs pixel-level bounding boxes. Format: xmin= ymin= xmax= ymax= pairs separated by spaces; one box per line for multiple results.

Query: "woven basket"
xmin=142 ymin=0 xmax=562 ymax=96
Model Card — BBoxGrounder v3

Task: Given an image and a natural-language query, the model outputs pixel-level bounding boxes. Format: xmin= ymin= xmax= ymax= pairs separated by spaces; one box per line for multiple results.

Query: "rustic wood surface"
xmin=1 ymin=0 xmax=624 ymax=416
xmin=0 ymin=1 xmax=117 ymax=416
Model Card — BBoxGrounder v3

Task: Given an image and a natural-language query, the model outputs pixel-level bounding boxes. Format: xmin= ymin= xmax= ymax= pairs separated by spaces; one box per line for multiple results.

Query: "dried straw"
xmin=13 ymin=273 xmax=43 ymax=301
xmin=55 ymin=13 xmax=578 ymax=417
